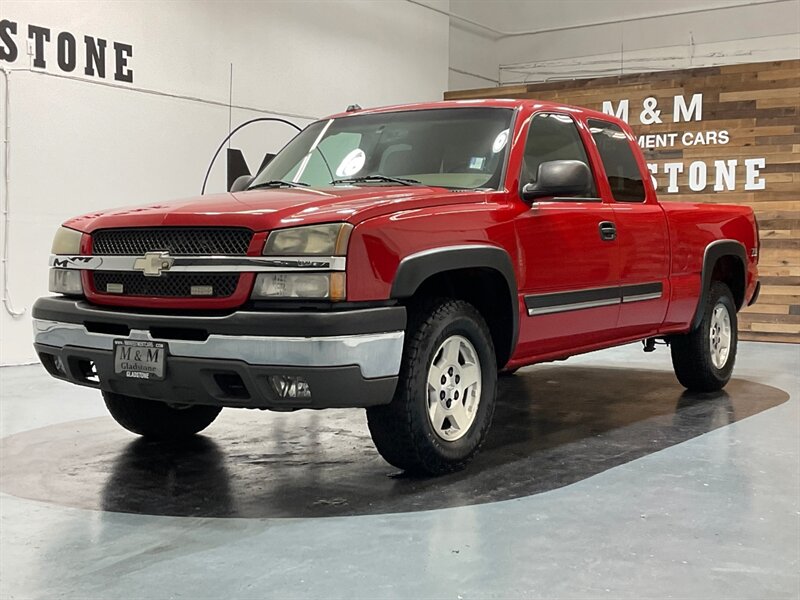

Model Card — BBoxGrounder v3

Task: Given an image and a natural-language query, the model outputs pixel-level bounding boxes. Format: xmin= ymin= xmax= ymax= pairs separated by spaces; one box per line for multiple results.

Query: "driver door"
xmin=513 ymin=112 xmax=621 ymax=358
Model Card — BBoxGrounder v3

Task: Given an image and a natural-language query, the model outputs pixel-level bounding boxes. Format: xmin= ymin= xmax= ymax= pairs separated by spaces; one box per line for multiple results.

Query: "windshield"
xmin=249 ymin=108 xmax=514 ymax=190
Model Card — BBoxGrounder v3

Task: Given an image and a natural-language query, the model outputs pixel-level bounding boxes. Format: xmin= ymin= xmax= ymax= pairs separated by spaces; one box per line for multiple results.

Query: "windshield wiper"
xmin=247 ymin=180 xmax=309 ymax=190
xmin=330 ymin=175 xmax=423 ymax=186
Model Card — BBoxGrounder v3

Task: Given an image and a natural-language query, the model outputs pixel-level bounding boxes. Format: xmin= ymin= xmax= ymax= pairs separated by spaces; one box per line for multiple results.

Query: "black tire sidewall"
xmin=407 ymin=305 xmax=497 ymax=462
xmin=103 ymin=392 xmax=221 ymax=438
xmin=702 ymin=282 xmax=738 ymax=382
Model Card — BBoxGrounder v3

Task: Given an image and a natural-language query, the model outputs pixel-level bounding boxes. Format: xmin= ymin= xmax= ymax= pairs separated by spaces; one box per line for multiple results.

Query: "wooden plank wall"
xmin=445 ymin=59 xmax=800 ymax=343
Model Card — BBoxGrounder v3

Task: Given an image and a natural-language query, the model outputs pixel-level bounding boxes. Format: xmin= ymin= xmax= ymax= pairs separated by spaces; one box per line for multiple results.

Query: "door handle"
xmin=598 ymin=221 xmax=617 ymax=241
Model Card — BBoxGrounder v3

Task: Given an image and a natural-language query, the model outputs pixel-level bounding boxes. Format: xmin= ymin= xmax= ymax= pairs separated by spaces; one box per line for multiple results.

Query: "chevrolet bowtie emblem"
xmin=133 ymin=252 xmax=174 ymax=277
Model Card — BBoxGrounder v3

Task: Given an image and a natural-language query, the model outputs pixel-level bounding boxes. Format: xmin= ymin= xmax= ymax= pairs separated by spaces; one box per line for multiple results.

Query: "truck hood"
xmin=64 ymin=185 xmax=484 ymax=233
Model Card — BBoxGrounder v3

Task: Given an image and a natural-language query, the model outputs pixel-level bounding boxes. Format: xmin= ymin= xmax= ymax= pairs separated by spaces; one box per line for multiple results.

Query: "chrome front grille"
xmin=90 ymin=228 xmax=251 ymax=299
xmin=92 ymin=228 xmax=253 ymax=256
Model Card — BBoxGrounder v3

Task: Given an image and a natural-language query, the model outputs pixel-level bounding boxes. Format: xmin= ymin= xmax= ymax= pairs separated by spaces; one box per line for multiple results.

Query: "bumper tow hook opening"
xmin=213 ymin=372 xmax=250 ymax=400
xmin=77 ymin=359 xmax=99 ymax=384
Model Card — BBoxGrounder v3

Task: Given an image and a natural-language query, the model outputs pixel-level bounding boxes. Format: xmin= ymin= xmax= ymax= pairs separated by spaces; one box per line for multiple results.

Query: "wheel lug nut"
xmin=446 ymin=399 xmax=452 ymax=408
xmin=455 ymin=375 xmax=460 ymax=383
xmin=448 ymin=367 xmax=454 ymax=376
xmin=440 ymin=391 xmax=445 ymax=400
xmin=441 ymin=375 xmax=446 ymax=385
xmin=454 ymin=391 xmax=459 ymax=400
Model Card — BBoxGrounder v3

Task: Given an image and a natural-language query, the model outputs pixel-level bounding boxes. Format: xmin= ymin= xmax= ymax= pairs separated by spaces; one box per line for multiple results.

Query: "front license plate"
xmin=114 ymin=339 xmax=167 ymax=381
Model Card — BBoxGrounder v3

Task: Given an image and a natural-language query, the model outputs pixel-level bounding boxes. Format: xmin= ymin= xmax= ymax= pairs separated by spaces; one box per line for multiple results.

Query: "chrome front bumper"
xmin=33 ymin=319 xmax=403 ymax=379
xmin=31 ymin=297 xmax=406 ymax=409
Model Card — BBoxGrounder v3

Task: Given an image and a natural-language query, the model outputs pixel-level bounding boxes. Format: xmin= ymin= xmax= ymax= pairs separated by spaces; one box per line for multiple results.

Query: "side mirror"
xmin=230 ymin=174 xmax=252 ymax=193
xmin=521 ymin=160 xmax=591 ymax=201
xmin=226 ymin=148 xmax=251 ymax=191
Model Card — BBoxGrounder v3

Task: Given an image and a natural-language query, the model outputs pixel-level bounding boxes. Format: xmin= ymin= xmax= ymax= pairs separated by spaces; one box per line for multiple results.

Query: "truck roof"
xmin=326 ymin=98 xmax=619 ymax=124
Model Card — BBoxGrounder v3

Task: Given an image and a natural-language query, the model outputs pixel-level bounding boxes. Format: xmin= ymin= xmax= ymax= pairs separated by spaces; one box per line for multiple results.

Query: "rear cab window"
xmin=587 ymin=119 xmax=646 ymax=202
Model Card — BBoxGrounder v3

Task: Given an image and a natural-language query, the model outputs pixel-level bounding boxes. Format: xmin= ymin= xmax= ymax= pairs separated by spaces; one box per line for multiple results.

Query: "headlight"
xmin=49 ymin=269 xmax=83 ymax=295
xmin=51 ymin=227 xmax=83 ymax=255
xmin=251 ymin=272 xmax=346 ymax=300
xmin=263 ymin=223 xmax=352 ymax=256
xmin=49 ymin=227 xmax=84 ymax=295
xmin=257 ymin=223 xmax=351 ymax=301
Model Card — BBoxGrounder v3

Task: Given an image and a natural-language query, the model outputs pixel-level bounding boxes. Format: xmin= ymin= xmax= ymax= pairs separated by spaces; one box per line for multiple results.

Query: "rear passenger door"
xmin=513 ymin=112 xmax=621 ymax=359
xmin=587 ymin=118 xmax=670 ymax=337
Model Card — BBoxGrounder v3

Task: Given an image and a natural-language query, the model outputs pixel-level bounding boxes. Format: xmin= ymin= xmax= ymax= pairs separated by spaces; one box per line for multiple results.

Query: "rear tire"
xmin=670 ymin=281 xmax=737 ymax=392
xmin=103 ymin=391 xmax=221 ymax=439
xmin=367 ymin=298 xmax=497 ymax=476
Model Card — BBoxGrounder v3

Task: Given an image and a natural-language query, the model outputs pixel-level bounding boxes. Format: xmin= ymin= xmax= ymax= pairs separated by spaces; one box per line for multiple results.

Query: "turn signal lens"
xmin=329 ymin=272 xmax=346 ymax=301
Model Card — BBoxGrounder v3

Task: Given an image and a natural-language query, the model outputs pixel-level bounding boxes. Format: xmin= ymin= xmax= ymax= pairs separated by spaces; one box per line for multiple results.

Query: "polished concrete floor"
xmin=1 ymin=341 xmax=798 ymax=599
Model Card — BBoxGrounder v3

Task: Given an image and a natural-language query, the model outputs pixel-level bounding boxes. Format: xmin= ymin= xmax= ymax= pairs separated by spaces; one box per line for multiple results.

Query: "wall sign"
xmin=602 ymin=93 xmax=766 ymax=194
xmin=0 ymin=19 xmax=133 ymax=83
xmin=445 ymin=59 xmax=800 ymax=342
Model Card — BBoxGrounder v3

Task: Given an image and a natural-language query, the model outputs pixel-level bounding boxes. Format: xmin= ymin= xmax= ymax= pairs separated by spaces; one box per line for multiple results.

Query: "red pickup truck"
xmin=33 ymin=99 xmax=760 ymax=475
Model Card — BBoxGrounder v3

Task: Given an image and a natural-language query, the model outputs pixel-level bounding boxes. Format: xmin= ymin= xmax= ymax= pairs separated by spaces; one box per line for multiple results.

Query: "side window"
xmin=521 ymin=113 xmax=597 ymax=197
xmin=587 ymin=119 xmax=645 ymax=202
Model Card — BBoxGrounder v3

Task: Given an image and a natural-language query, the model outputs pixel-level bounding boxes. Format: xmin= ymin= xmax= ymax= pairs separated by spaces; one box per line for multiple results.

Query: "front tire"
xmin=670 ymin=281 xmax=738 ymax=392
xmin=103 ymin=392 xmax=222 ymax=439
xmin=367 ymin=298 xmax=497 ymax=476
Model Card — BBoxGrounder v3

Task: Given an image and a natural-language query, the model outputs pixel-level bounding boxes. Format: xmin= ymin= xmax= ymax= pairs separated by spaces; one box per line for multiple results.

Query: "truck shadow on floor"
xmin=0 ymin=365 xmax=789 ymax=518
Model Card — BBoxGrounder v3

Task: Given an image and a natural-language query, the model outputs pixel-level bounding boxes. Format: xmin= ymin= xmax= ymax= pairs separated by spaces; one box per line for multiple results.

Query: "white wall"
xmin=447 ymin=0 xmax=800 ymax=89
xmin=0 ymin=0 xmax=449 ymax=365
xmin=449 ymin=23 xmax=498 ymax=90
